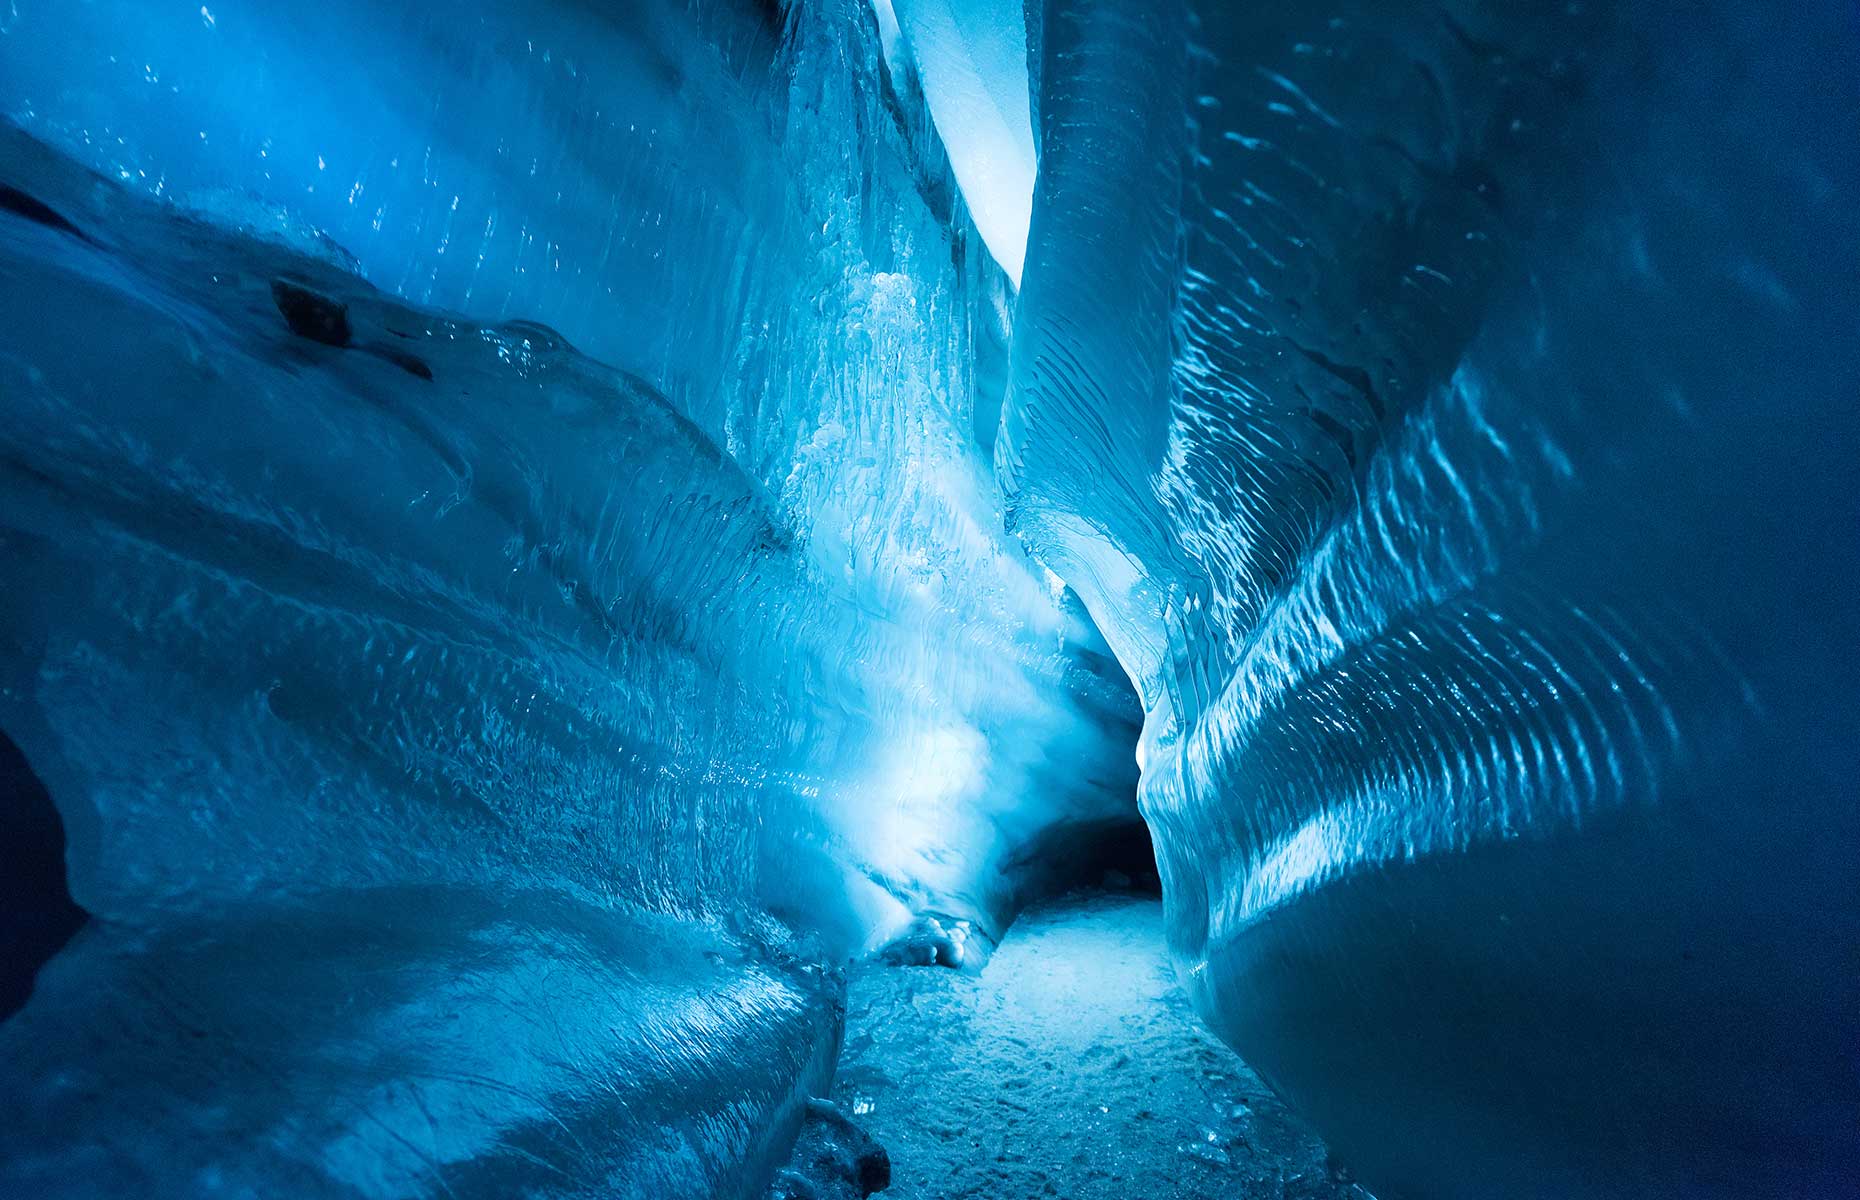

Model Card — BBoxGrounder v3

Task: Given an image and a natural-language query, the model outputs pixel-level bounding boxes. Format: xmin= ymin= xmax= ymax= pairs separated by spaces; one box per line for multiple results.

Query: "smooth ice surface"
xmin=883 ymin=0 xmax=1036 ymax=284
xmin=3 ymin=892 xmax=839 ymax=1199
xmin=995 ymin=2 xmax=1860 ymax=1197
xmin=0 ymin=1 xmax=1135 ymax=1194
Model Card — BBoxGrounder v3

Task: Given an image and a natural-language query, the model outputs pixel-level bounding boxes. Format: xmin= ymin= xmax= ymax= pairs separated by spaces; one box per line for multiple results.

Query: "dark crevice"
xmin=0 ymin=727 xmax=87 ymax=1022
xmin=0 ymin=183 xmax=92 ymax=244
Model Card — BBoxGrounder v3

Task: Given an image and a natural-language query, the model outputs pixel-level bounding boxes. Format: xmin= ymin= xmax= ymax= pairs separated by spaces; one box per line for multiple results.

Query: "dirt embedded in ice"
xmin=769 ymin=1097 xmax=893 ymax=1200
xmin=830 ymin=890 xmax=1370 ymax=1200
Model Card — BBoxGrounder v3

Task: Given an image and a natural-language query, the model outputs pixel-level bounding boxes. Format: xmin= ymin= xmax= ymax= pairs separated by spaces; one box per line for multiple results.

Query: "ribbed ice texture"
xmin=0 ymin=2 xmax=1135 ymax=1195
xmin=994 ymin=1 xmax=1860 ymax=1196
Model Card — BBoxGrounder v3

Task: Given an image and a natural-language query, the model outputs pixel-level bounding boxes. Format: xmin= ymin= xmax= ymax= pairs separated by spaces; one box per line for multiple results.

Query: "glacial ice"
xmin=992 ymin=1 xmax=1860 ymax=1196
xmin=882 ymin=0 xmax=1035 ymax=284
xmin=0 ymin=1 xmax=1134 ymax=1194
xmin=1 ymin=0 xmax=1856 ymax=1198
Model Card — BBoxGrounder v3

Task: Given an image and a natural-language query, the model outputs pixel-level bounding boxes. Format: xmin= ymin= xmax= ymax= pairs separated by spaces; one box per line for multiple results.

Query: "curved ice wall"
xmin=0 ymin=1 xmax=1136 ymax=1195
xmin=979 ymin=1 xmax=1859 ymax=1197
xmin=881 ymin=0 xmax=1035 ymax=283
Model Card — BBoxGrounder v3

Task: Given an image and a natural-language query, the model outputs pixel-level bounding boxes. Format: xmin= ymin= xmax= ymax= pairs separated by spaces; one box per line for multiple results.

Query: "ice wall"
xmin=989 ymin=1 xmax=1860 ymax=1197
xmin=0 ymin=1 xmax=1135 ymax=1194
xmin=883 ymin=0 xmax=1035 ymax=283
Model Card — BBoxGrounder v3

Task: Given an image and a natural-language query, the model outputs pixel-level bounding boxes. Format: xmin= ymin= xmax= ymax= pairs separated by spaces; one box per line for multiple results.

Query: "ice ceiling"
xmin=0 ymin=2 xmax=1854 ymax=1199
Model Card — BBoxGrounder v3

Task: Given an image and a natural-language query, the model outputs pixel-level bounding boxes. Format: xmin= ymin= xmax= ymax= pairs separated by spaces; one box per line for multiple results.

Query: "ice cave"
xmin=0 ymin=2 xmax=1854 ymax=1198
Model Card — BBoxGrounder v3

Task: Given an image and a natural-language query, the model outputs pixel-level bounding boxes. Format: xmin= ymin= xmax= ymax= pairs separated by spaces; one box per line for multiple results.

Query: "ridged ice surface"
xmin=0 ymin=2 xmax=1135 ymax=1195
xmin=5 ymin=1 xmax=1857 ymax=1196
xmin=987 ymin=1 xmax=1859 ymax=1196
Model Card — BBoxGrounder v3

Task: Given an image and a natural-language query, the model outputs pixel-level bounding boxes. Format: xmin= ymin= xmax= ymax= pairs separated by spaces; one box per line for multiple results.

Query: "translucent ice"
xmin=995 ymin=1 xmax=1860 ymax=1196
xmin=884 ymin=0 xmax=1036 ymax=283
xmin=0 ymin=0 xmax=1135 ymax=1193
xmin=5 ymin=0 xmax=1855 ymax=1197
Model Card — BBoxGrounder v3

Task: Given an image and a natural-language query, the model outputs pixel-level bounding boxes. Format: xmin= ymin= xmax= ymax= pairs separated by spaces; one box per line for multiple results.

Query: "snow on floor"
xmin=831 ymin=891 xmax=1371 ymax=1200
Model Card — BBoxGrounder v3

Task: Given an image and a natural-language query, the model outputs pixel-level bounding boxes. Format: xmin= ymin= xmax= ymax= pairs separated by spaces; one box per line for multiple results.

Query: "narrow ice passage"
xmin=0 ymin=1 xmax=1856 ymax=1198
xmin=824 ymin=891 xmax=1358 ymax=1200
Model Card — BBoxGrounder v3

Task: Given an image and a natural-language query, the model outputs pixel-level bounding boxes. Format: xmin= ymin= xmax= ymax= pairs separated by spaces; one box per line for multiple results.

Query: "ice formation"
xmin=1 ymin=1 xmax=1855 ymax=1198
xmin=0 ymin=2 xmax=1134 ymax=1194
xmin=881 ymin=0 xmax=1034 ymax=283
xmin=990 ymin=3 xmax=1860 ymax=1197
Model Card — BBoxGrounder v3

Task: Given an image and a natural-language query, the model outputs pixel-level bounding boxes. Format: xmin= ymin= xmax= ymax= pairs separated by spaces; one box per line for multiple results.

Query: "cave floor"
xmin=830 ymin=891 xmax=1368 ymax=1200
